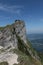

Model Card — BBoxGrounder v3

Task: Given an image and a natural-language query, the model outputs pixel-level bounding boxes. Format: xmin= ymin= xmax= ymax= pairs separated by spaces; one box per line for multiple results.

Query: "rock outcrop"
xmin=0 ymin=20 xmax=42 ymax=65
xmin=0 ymin=20 xmax=26 ymax=49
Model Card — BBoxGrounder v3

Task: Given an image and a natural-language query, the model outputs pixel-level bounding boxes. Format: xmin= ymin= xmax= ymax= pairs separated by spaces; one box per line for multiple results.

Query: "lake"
xmin=27 ymin=34 xmax=43 ymax=52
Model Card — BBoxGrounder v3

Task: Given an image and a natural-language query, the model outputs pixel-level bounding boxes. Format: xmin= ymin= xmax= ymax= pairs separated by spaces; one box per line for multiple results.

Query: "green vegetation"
xmin=6 ymin=25 xmax=12 ymax=28
xmin=0 ymin=49 xmax=5 ymax=53
xmin=38 ymin=52 xmax=43 ymax=64
xmin=0 ymin=62 xmax=8 ymax=65
xmin=0 ymin=27 xmax=4 ymax=31
xmin=27 ymin=39 xmax=40 ymax=59
xmin=12 ymin=49 xmax=41 ymax=65
xmin=16 ymin=35 xmax=31 ymax=56
xmin=12 ymin=35 xmax=42 ymax=65
xmin=16 ymin=35 xmax=39 ymax=60
xmin=0 ymin=24 xmax=12 ymax=31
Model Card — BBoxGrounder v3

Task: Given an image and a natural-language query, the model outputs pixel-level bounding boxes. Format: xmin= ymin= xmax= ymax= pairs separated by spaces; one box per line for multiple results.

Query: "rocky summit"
xmin=0 ymin=20 xmax=26 ymax=48
xmin=0 ymin=20 xmax=42 ymax=65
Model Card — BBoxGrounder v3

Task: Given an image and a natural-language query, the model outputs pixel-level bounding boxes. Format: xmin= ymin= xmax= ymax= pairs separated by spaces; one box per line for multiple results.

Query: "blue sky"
xmin=0 ymin=0 xmax=43 ymax=34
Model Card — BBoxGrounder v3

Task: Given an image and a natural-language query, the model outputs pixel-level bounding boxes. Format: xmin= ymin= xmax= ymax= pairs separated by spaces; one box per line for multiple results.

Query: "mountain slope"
xmin=0 ymin=20 xmax=42 ymax=65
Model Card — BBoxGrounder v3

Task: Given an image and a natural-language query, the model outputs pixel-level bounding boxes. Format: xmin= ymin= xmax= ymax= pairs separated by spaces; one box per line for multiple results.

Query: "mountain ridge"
xmin=0 ymin=20 xmax=42 ymax=65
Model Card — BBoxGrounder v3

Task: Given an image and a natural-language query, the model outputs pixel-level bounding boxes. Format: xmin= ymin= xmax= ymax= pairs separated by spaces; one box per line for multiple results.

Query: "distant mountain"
xmin=0 ymin=20 xmax=42 ymax=65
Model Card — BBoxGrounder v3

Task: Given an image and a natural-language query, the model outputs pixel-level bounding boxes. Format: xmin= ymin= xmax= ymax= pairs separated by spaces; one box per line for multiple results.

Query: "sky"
xmin=0 ymin=0 xmax=43 ymax=34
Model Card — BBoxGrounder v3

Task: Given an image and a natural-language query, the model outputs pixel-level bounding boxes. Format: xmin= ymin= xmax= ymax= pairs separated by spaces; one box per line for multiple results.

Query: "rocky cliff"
xmin=0 ymin=20 xmax=26 ymax=48
xmin=0 ymin=20 xmax=42 ymax=65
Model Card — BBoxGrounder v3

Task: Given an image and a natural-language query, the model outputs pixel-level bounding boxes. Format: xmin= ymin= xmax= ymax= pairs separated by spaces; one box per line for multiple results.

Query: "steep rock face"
xmin=13 ymin=20 xmax=27 ymax=43
xmin=0 ymin=20 xmax=26 ymax=49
